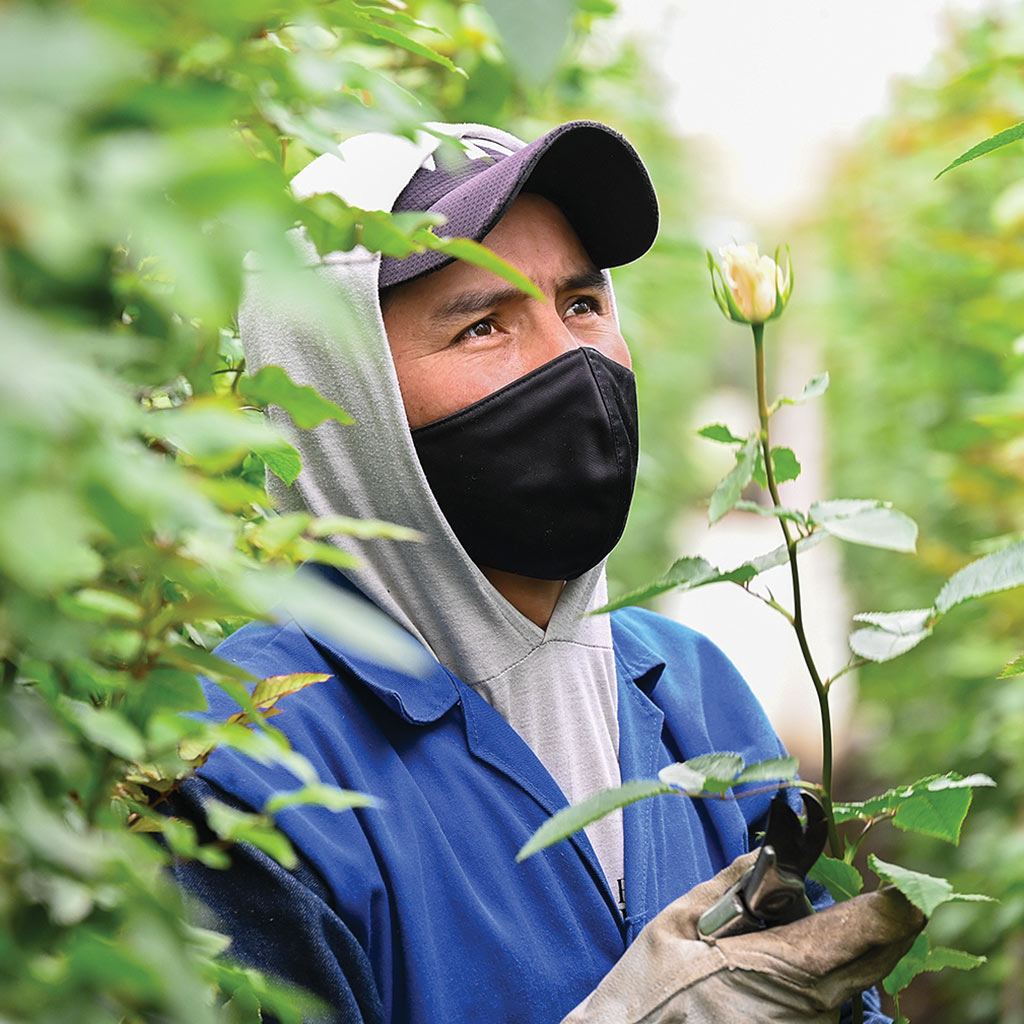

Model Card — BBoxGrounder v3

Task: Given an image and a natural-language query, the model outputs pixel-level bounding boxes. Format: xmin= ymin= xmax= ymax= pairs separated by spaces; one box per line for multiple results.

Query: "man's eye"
xmin=565 ymin=296 xmax=600 ymax=317
xmin=457 ymin=319 xmax=496 ymax=342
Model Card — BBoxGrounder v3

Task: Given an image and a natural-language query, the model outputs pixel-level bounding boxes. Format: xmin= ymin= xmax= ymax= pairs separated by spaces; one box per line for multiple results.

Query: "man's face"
xmin=381 ymin=193 xmax=631 ymax=429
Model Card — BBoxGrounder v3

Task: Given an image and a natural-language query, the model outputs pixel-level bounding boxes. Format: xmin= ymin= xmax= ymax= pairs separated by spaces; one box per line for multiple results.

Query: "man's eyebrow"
xmin=428 ymin=267 xmax=609 ymax=325
xmin=430 ymin=286 xmax=526 ymax=325
xmin=558 ymin=268 xmax=609 ymax=295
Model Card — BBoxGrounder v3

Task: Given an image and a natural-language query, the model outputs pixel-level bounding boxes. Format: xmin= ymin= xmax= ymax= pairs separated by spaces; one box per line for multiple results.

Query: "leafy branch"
xmin=529 ymin=243 xmax=1016 ymax=1013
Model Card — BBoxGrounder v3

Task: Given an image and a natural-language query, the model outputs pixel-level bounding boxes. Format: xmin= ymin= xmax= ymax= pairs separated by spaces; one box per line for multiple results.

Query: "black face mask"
xmin=410 ymin=347 xmax=639 ymax=581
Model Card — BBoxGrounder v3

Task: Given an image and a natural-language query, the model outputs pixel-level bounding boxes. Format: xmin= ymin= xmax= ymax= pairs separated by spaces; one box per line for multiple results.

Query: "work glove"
xmin=561 ymin=851 xmax=925 ymax=1024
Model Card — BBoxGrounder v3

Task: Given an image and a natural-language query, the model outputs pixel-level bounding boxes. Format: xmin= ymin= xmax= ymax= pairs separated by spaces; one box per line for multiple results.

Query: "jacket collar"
xmin=292 ymin=565 xmax=669 ymax=725
xmin=292 ymin=563 xmax=460 ymax=725
xmin=609 ymin=613 xmax=666 ymax=693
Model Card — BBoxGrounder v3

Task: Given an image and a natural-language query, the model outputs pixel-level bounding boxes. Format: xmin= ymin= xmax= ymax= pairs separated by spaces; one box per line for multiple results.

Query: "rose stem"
xmin=752 ymin=321 xmax=842 ymax=858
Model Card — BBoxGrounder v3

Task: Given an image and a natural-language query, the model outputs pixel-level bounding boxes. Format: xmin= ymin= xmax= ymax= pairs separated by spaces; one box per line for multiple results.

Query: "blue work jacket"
xmin=172 ymin=572 xmax=885 ymax=1023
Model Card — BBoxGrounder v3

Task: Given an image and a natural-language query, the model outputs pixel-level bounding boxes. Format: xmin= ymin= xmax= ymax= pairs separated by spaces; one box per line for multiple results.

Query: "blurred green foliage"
xmin=816 ymin=11 xmax=1024 ymax=1021
xmin=0 ymin=0 xmax=662 ymax=1019
xmin=0 ymin=0 xmax=722 ymax=1018
xmin=20 ymin=0 xmax=1019 ymax=1018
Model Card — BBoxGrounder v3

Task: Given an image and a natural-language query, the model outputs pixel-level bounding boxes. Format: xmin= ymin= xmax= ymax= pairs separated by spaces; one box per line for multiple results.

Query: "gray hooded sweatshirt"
xmin=239 ymin=123 xmax=625 ymax=899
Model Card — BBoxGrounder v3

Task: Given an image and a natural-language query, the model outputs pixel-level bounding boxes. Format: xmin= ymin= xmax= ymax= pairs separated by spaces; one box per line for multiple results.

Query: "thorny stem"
xmin=752 ymin=323 xmax=842 ymax=858
xmin=738 ymin=583 xmax=795 ymax=625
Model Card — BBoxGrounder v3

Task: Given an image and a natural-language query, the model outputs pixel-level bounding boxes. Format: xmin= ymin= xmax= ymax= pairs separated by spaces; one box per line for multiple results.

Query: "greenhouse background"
xmin=0 ymin=1 xmax=1021 ymax=1020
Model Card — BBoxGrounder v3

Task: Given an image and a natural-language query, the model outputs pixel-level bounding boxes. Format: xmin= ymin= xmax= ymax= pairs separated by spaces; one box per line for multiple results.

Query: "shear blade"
xmin=763 ymin=791 xmax=827 ymax=879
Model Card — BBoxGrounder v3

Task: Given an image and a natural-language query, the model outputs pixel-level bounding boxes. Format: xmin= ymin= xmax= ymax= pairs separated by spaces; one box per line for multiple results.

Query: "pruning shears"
xmin=697 ymin=791 xmax=828 ymax=940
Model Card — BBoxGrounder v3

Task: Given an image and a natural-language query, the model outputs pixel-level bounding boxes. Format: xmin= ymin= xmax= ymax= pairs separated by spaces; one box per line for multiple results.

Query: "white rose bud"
xmin=707 ymin=243 xmax=793 ymax=325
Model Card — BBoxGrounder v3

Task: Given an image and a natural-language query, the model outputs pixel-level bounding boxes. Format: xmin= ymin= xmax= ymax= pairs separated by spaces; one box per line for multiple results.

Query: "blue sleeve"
xmin=167 ymin=776 xmax=384 ymax=1024
xmin=840 ymin=987 xmax=887 ymax=1024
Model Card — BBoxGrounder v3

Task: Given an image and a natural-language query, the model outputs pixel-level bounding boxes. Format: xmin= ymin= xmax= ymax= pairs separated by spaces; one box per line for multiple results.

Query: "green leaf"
xmin=683 ymin=752 xmax=745 ymax=780
xmin=298 ymin=199 xmax=449 ymax=260
xmin=770 ymin=447 xmax=801 ymax=485
xmin=358 ymin=209 xmax=444 ymax=258
xmin=935 ymin=120 xmax=1024 ymax=179
xmin=868 ymin=855 xmax=992 ymax=917
xmin=131 ymin=668 xmax=205 ymax=719
xmin=885 ymin=934 xmax=931 ymax=995
xmin=160 ymin=642 xmax=257 ymax=684
xmin=592 ymin=556 xmax=756 ymax=614
xmin=869 ymin=857 xmax=952 ymax=917
xmin=0 ymin=489 xmax=103 ymax=593
xmin=67 ymin=588 xmax=144 ymax=622
xmin=345 ymin=3 xmax=446 ymax=38
xmin=415 ymin=233 xmax=544 ymax=301
xmin=770 ymin=372 xmax=830 ymax=412
xmin=207 ymin=727 xmax=321 ymax=788
xmin=698 ymin=423 xmax=745 ymax=444
xmin=657 ymin=761 xmax=705 ymax=792
xmin=251 ymin=673 xmax=331 ymax=710
xmin=254 ymin=444 xmax=303 ymax=486
xmin=308 ymin=515 xmax=423 ymax=542
xmin=892 ymin=786 xmax=973 ymax=845
xmin=333 ymin=5 xmax=465 ymax=76
xmin=659 ymin=752 xmax=795 ymax=797
xmin=63 ymin=700 xmax=146 ymax=761
xmin=599 ymin=533 xmax=825 ymax=616
xmin=659 ymin=752 xmax=744 ymax=795
xmin=298 ymin=193 xmax=358 ymax=255
xmin=999 ymin=653 xmax=1024 ymax=678
xmin=709 ymin=434 xmax=759 ymax=523
xmin=764 ymin=243 xmax=794 ymax=321
xmin=293 ymin=539 xmax=362 ymax=570
xmin=734 ymin=755 xmax=799 ymax=784
xmin=883 ymin=933 xmax=986 ymax=995
xmin=482 ymin=0 xmax=574 ymax=86
xmin=242 ymin=568 xmax=434 ymax=678
xmin=848 ymin=627 xmax=931 ymax=662
xmin=852 ymin=609 xmax=934 ymax=632
xmin=752 ymin=446 xmax=802 ymax=488
xmin=746 ymin=532 xmax=825 ymax=574
xmin=810 ymin=499 xmax=918 ymax=552
xmin=516 ymin=779 xmax=674 ymax=861
xmin=238 ymin=365 xmax=353 ymax=429
xmin=934 ymin=540 xmax=1024 ymax=613
xmin=151 ymin=404 xmax=295 ymax=474
xmin=177 ymin=727 xmax=219 ymax=766
xmin=835 ymin=773 xmax=995 ymax=845
xmin=264 ymin=783 xmax=375 ymax=815
xmin=849 ymin=608 xmax=934 ymax=663
xmin=248 ymin=513 xmax=312 ymax=555
xmin=808 ymin=854 xmax=864 ymax=903
xmin=184 ymin=924 xmax=233 ymax=960
xmin=157 ymin=815 xmax=200 ymax=856
xmin=733 ymin=500 xmax=807 ymax=525
xmin=0 ymin=5 xmax=144 ymax=110
xmin=159 ymin=818 xmax=230 ymax=869
xmin=204 ymin=800 xmax=297 ymax=869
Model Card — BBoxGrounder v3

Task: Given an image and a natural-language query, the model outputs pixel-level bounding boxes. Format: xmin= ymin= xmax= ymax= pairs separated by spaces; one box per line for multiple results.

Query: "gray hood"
xmin=239 ymin=123 xmax=615 ymax=687
xmin=239 ymin=123 xmax=625 ymax=894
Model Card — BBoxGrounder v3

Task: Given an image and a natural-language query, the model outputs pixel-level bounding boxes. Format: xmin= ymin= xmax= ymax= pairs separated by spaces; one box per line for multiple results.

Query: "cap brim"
xmin=378 ymin=121 xmax=659 ymax=290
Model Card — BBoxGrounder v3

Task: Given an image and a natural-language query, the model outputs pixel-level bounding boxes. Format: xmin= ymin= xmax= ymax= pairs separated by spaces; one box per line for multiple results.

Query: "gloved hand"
xmin=561 ymin=852 xmax=925 ymax=1024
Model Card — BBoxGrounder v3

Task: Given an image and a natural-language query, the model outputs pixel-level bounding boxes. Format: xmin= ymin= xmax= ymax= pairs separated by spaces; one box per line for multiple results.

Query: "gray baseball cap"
xmin=378 ymin=120 xmax=659 ymax=289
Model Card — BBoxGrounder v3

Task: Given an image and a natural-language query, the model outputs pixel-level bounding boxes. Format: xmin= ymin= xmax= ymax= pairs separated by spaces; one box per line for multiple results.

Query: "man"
xmin=172 ymin=121 xmax=920 ymax=1022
